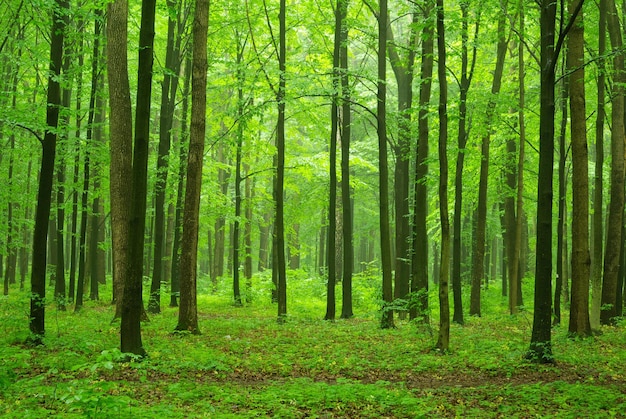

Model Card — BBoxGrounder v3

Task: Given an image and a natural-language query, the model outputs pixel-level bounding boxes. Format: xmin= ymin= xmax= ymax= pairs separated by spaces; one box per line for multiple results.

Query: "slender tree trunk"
xmin=4 ymin=136 xmax=15 ymax=296
xmin=54 ymin=43 xmax=73 ymax=309
xmin=410 ymin=0 xmax=433 ymax=323
xmin=122 ymin=0 xmax=158 ymax=357
xmin=275 ymin=0 xmax=287 ymax=323
xmin=244 ymin=163 xmax=253 ymax=300
xmin=452 ymin=2 xmax=477 ymax=325
xmin=233 ymin=36 xmax=245 ymax=307
xmin=591 ymin=0 xmax=606 ymax=329
xmin=601 ymin=0 xmax=625 ymax=325
xmin=510 ymin=0 xmax=526 ymax=314
xmin=28 ymin=0 xmax=67 ymax=345
xmin=258 ymin=211 xmax=271 ymax=272
xmin=527 ymin=0 xmax=579 ymax=363
xmin=108 ymin=0 xmax=134 ymax=320
xmin=528 ymin=0 xmax=556 ymax=363
xmin=148 ymin=0 xmax=184 ymax=314
xmin=175 ymin=0 xmax=209 ymax=334
xmin=325 ymin=0 xmax=343 ymax=321
xmin=170 ymin=57 xmax=191 ymax=308
xmin=436 ymin=0 xmax=450 ymax=352
xmin=567 ymin=0 xmax=591 ymax=337
xmin=378 ymin=0 xmax=394 ymax=329
xmin=324 ymin=100 xmax=337 ymax=320
xmin=90 ymin=64 xmax=106 ymax=300
xmin=75 ymin=14 xmax=102 ymax=312
xmin=339 ymin=0 xmax=353 ymax=319
xmin=555 ymin=63 xmax=568 ymax=326
xmin=470 ymin=6 xmax=507 ymax=317
xmin=387 ymin=7 xmax=417 ymax=319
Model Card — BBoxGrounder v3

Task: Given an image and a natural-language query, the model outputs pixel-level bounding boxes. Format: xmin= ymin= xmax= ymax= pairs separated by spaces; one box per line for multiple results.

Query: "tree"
xmin=107 ymin=0 xmax=134 ymax=321
xmin=387 ymin=2 xmax=417 ymax=318
xmin=378 ymin=0 xmax=394 ymax=329
xmin=451 ymin=0 xmax=478 ymax=325
xmin=527 ymin=0 xmax=582 ymax=363
xmin=148 ymin=0 xmax=187 ymax=314
xmin=600 ymin=0 xmax=625 ymax=326
xmin=410 ymin=0 xmax=434 ymax=323
xmin=122 ymin=0 xmax=159 ymax=357
xmin=436 ymin=0 xmax=450 ymax=352
xmin=591 ymin=0 xmax=606 ymax=329
xmin=170 ymin=56 xmax=192 ymax=308
xmin=509 ymin=0 xmax=526 ymax=315
xmin=75 ymin=11 xmax=104 ymax=312
xmin=276 ymin=0 xmax=287 ymax=322
xmin=175 ymin=0 xmax=209 ymax=334
xmin=28 ymin=0 xmax=68 ymax=345
xmin=339 ymin=0 xmax=353 ymax=320
xmin=469 ymin=2 xmax=507 ymax=317
xmin=324 ymin=0 xmax=342 ymax=322
xmin=567 ymin=0 xmax=591 ymax=337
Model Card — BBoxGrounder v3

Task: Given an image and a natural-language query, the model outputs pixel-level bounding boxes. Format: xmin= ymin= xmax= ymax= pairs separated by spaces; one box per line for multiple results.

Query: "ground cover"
xmin=1 ymin=273 xmax=625 ymax=418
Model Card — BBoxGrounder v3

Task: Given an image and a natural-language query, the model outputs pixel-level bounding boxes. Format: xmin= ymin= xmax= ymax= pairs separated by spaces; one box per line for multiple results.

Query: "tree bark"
xmin=601 ymin=0 xmax=625 ymax=326
xmin=148 ymin=0 xmax=185 ymax=314
xmin=436 ymin=0 xmax=450 ymax=352
xmin=339 ymin=0 xmax=353 ymax=320
xmin=470 ymin=5 xmax=507 ymax=317
xmin=276 ymin=0 xmax=288 ymax=323
xmin=452 ymin=2 xmax=477 ymax=325
xmin=567 ymin=0 xmax=591 ymax=337
xmin=122 ymin=0 xmax=158 ymax=357
xmin=175 ymin=0 xmax=209 ymax=334
xmin=591 ymin=0 xmax=606 ymax=329
xmin=378 ymin=0 xmax=394 ymax=329
xmin=108 ymin=0 xmax=134 ymax=320
xmin=28 ymin=0 xmax=67 ymax=345
xmin=410 ymin=0 xmax=433 ymax=323
xmin=170 ymin=56 xmax=192 ymax=308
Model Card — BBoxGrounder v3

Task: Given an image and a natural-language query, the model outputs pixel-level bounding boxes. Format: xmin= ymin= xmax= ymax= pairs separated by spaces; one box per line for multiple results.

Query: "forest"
xmin=1 ymin=0 xmax=626 ymax=416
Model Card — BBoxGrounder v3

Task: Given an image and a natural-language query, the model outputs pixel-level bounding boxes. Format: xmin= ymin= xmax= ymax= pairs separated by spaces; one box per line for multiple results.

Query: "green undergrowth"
xmin=0 ymin=271 xmax=625 ymax=417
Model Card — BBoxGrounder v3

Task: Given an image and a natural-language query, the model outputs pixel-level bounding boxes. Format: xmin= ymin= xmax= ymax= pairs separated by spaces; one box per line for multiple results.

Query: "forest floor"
xmin=1 ymin=273 xmax=625 ymax=418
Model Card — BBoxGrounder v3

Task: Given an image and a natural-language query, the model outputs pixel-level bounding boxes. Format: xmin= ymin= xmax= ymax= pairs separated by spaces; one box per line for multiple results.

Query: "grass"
xmin=0 ymin=270 xmax=625 ymax=418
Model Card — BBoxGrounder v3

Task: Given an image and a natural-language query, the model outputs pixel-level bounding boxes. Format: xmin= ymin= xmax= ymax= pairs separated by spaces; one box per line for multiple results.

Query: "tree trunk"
xmin=436 ymin=0 xmax=450 ymax=352
xmin=4 ymin=137 xmax=16 ymax=296
xmin=325 ymin=0 xmax=342 ymax=321
xmin=527 ymin=0 xmax=575 ymax=363
xmin=470 ymin=6 xmax=507 ymax=317
xmin=108 ymin=0 xmax=134 ymax=320
xmin=567 ymin=0 xmax=591 ymax=337
xmin=28 ymin=0 xmax=67 ymax=345
xmin=275 ymin=0 xmax=288 ymax=323
xmin=170 ymin=56 xmax=191 ymax=308
xmin=122 ymin=0 xmax=158 ymax=357
xmin=591 ymin=0 xmax=606 ymax=330
xmin=510 ymin=0 xmax=526 ymax=314
xmin=377 ymin=0 xmax=393 ymax=329
xmin=233 ymin=35 xmax=245 ymax=307
xmin=452 ymin=2 xmax=477 ymax=325
xmin=555 ymin=63 xmax=568 ymax=326
xmin=387 ymin=6 xmax=417 ymax=319
xmin=175 ymin=0 xmax=209 ymax=334
xmin=75 ymin=14 xmax=102 ymax=312
xmin=90 ymin=63 xmax=106 ymax=300
xmin=410 ymin=0 xmax=433 ymax=323
xmin=148 ymin=0 xmax=184 ymax=314
xmin=339 ymin=0 xmax=353 ymax=319
xmin=601 ymin=0 xmax=625 ymax=326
